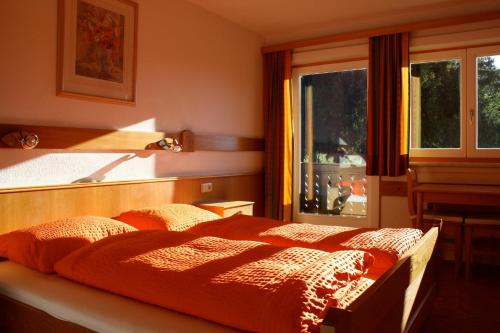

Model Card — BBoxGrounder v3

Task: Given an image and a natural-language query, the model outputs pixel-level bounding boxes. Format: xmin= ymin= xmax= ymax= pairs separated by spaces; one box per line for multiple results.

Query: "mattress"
xmin=0 ymin=260 xmax=241 ymax=333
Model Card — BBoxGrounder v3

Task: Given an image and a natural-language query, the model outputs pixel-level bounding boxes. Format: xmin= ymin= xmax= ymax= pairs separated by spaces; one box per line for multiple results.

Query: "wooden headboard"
xmin=0 ymin=173 xmax=263 ymax=234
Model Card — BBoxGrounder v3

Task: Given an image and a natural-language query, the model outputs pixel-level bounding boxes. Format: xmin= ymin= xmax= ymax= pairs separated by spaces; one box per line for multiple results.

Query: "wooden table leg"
xmin=464 ymin=225 xmax=472 ymax=280
xmin=454 ymin=223 xmax=462 ymax=278
xmin=416 ymin=192 xmax=423 ymax=230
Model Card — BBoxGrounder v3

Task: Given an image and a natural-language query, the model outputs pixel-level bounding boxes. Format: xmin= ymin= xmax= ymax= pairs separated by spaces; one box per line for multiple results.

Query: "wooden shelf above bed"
xmin=0 ymin=124 xmax=264 ymax=152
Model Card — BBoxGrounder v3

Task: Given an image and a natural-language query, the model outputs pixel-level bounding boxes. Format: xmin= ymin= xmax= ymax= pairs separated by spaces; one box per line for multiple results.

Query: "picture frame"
xmin=57 ymin=0 xmax=138 ymax=105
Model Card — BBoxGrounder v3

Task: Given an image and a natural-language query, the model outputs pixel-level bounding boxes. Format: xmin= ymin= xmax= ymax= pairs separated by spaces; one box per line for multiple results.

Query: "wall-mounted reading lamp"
xmin=2 ymin=130 xmax=40 ymax=149
xmin=146 ymin=137 xmax=183 ymax=152
xmin=158 ymin=137 xmax=183 ymax=152
xmin=146 ymin=130 xmax=193 ymax=152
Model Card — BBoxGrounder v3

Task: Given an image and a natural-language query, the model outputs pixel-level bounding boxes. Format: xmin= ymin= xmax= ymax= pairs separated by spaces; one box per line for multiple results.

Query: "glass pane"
xmin=477 ymin=55 xmax=500 ymax=148
xmin=410 ymin=60 xmax=461 ymax=149
xmin=299 ymin=69 xmax=367 ymax=217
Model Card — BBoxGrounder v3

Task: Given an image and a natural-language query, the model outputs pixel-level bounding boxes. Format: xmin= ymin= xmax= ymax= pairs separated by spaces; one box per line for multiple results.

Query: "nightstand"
xmin=198 ymin=201 xmax=254 ymax=217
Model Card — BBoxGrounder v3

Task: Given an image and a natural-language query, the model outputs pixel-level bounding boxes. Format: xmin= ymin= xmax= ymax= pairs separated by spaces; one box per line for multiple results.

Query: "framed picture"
xmin=57 ymin=0 xmax=138 ymax=104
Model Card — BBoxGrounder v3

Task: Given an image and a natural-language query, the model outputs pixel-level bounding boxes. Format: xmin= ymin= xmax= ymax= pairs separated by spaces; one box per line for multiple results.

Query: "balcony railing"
xmin=300 ymin=163 xmax=367 ymax=216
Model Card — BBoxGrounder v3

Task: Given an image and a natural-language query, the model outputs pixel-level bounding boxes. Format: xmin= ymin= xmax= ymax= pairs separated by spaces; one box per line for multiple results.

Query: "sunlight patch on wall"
xmin=0 ymin=151 xmax=156 ymax=188
xmin=155 ymin=151 xmax=264 ymax=177
xmin=119 ymin=118 xmax=157 ymax=132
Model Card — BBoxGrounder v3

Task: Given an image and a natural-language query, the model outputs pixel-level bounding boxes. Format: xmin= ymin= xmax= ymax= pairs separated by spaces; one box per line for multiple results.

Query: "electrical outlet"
xmin=201 ymin=183 xmax=213 ymax=193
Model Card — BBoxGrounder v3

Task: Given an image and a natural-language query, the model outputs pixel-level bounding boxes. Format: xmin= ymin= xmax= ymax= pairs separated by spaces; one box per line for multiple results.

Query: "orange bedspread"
xmin=55 ymin=231 xmax=373 ymax=333
xmin=187 ymin=214 xmax=423 ymax=277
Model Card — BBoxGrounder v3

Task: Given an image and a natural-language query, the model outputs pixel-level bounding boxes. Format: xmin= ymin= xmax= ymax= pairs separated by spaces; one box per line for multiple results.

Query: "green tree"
xmin=477 ymin=56 xmax=500 ymax=148
xmin=301 ymin=69 xmax=367 ymax=162
xmin=411 ymin=61 xmax=461 ymax=148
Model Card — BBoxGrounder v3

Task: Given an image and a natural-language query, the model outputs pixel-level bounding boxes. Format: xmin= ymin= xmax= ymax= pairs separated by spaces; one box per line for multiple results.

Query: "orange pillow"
xmin=0 ymin=216 xmax=137 ymax=273
xmin=115 ymin=204 xmax=221 ymax=231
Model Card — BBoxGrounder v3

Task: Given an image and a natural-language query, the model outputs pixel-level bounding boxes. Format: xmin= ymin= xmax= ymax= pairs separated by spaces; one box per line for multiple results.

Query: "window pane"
xmin=410 ymin=60 xmax=461 ymax=149
xmin=477 ymin=55 xmax=500 ymax=148
xmin=299 ymin=69 xmax=367 ymax=217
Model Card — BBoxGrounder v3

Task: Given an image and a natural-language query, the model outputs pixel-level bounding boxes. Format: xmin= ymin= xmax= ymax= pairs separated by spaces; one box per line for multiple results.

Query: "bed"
xmin=0 ymin=177 xmax=440 ymax=333
xmin=0 ymin=260 xmax=240 ymax=333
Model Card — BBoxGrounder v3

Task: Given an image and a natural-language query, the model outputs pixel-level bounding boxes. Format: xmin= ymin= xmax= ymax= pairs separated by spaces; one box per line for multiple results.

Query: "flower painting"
xmin=75 ymin=1 xmax=125 ymax=83
xmin=58 ymin=0 xmax=137 ymax=103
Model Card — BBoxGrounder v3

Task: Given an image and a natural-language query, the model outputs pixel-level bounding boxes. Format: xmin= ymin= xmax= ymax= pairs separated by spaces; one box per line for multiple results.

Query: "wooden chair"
xmin=464 ymin=214 xmax=500 ymax=280
xmin=406 ymin=168 xmax=464 ymax=276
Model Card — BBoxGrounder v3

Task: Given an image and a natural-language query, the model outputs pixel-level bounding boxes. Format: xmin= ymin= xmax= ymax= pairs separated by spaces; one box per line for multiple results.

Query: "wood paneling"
xmin=292 ymin=56 xmax=368 ymax=69
xmin=410 ymin=41 xmax=500 ymax=55
xmin=262 ymin=11 xmax=500 ymax=53
xmin=0 ymin=174 xmax=263 ymax=234
xmin=193 ymin=134 xmax=264 ymax=152
xmin=0 ymin=124 xmax=264 ymax=152
xmin=380 ymin=181 xmax=408 ymax=197
xmin=412 ymin=164 xmax=500 ymax=185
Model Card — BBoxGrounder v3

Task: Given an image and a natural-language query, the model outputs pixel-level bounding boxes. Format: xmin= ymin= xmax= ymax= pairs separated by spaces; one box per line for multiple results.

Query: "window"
xmin=410 ymin=50 xmax=466 ymax=157
xmin=466 ymin=46 xmax=500 ymax=157
xmin=410 ymin=46 xmax=500 ymax=158
xmin=292 ymin=61 xmax=378 ymax=227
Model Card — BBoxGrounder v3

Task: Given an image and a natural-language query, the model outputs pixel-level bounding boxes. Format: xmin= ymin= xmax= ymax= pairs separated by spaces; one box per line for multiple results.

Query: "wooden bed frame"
xmin=0 ymin=176 xmax=439 ymax=333
xmin=322 ymin=224 xmax=439 ymax=333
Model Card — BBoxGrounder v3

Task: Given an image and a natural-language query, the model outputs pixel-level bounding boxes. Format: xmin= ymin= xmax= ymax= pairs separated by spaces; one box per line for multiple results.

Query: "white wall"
xmin=0 ymin=0 xmax=264 ymax=188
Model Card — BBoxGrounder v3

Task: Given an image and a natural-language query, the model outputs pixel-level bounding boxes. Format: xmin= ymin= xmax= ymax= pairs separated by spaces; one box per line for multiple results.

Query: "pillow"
xmin=115 ymin=204 xmax=221 ymax=231
xmin=0 ymin=216 xmax=137 ymax=273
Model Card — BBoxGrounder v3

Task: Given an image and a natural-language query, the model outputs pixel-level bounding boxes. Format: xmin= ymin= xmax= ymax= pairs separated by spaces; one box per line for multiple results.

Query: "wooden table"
xmin=413 ymin=184 xmax=500 ymax=229
xmin=413 ymin=183 xmax=500 ymax=279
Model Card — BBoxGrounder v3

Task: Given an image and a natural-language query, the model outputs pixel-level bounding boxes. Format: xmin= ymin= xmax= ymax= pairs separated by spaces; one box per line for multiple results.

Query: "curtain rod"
xmin=261 ymin=10 xmax=500 ymax=54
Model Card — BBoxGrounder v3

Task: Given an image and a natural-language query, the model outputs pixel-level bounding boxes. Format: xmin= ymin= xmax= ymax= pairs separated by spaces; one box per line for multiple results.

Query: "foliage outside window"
xmin=410 ymin=60 xmax=461 ymax=149
xmin=477 ymin=56 xmax=500 ymax=149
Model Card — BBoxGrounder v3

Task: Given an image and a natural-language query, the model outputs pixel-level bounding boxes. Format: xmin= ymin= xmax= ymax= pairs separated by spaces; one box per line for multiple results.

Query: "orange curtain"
xmin=367 ymin=33 xmax=409 ymax=177
xmin=263 ymin=50 xmax=293 ymax=221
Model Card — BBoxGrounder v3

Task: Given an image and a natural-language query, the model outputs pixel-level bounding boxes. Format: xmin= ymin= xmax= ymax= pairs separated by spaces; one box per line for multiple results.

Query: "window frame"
xmin=466 ymin=45 xmax=500 ymax=158
xmin=409 ymin=50 xmax=467 ymax=158
xmin=291 ymin=60 xmax=379 ymax=228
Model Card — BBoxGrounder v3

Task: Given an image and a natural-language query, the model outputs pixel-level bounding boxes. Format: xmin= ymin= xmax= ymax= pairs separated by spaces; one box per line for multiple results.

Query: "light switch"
xmin=201 ymin=183 xmax=213 ymax=193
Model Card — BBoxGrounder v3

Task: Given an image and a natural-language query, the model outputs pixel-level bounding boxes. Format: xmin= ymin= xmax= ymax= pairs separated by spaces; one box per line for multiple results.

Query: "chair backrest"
xmin=406 ymin=168 xmax=418 ymax=216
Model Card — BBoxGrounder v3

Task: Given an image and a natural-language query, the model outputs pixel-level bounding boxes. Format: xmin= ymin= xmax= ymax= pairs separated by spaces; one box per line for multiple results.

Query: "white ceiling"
xmin=186 ymin=0 xmax=500 ymax=44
